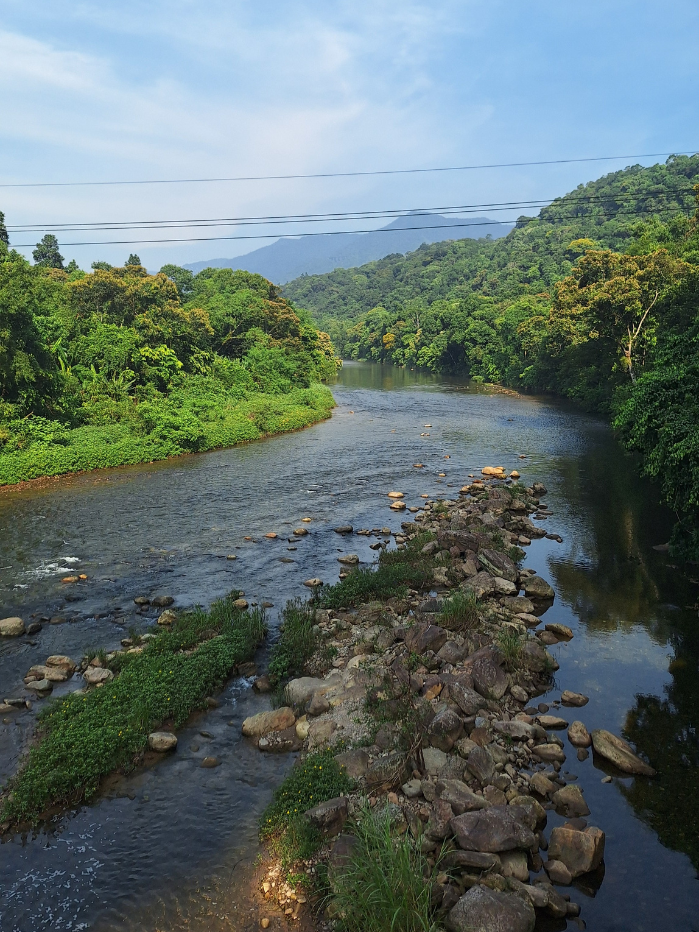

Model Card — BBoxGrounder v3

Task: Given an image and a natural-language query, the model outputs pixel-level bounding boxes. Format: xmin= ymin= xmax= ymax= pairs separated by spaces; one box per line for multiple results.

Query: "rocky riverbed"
xmin=241 ymin=471 xmax=657 ymax=931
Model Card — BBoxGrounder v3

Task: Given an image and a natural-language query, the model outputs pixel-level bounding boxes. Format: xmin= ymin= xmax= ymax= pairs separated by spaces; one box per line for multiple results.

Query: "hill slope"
xmin=184 ymin=212 xmax=511 ymax=282
xmin=283 ymin=156 xmax=699 ymax=321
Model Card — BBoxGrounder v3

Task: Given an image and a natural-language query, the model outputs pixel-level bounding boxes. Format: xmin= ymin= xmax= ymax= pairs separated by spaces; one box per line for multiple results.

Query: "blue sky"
xmin=1 ymin=0 xmax=697 ymax=270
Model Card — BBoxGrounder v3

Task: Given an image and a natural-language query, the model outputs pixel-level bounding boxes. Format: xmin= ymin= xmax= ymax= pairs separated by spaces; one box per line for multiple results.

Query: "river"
xmin=0 ymin=361 xmax=697 ymax=931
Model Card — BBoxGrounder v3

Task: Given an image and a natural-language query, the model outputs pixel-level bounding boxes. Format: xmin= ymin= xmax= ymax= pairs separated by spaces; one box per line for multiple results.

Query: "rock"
xmin=303 ymin=578 xmax=323 ymax=588
xmin=233 ymin=599 xmax=249 ymax=610
xmin=450 ymin=805 xmax=536 ymax=852
xmin=522 ymin=576 xmax=555 ymax=600
xmin=568 ymin=721 xmax=592 ymax=748
xmin=466 ymin=746 xmax=495 ymax=786
xmin=402 ymin=779 xmax=423 ymax=798
xmin=472 ymin=657 xmax=508 ymax=701
xmin=442 ymin=850 xmax=502 ymax=872
xmin=483 ymin=785 xmax=508 ymax=807
xmin=258 ymin=731 xmax=299 ymax=753
xmin=0 ymin=617 xmax=25 ymax=637
xmin=148 ymin=731 xmax=178 ymax=752
xmin=445 ymin=885 xmax=535 ymax=932
xmin=335 ymin=748 xmax=369 ymax=779
xmin=591 ymin=729 xmax=656 ymax=776
xmin=242 ymin=707 xmax=295 ymax=738
xmin=201 ymin=756 xmax=221 ymax=767
xmin=26 ymin=622 xmax=42 ymax=635
xmin=501 ymin=850 xmax=529 ymax=882
xmin=437 ymin=779 xmax=490 ymax=814
xmin=509 ymin=795 xmax=546 ymax=828
xmin=304 ymin=796 xmax=348 ymax=837
xmin=253 ymin=674 xmax=272 ymax=693
xmin=552 ymin=785 xmax=590 ymax=818
xmin=492 ymin=577 xmax=517 ymax=596
xmin=405 ymin=622 xmax=448 ymax=654
xmin=464 ymin=571 xmax=497 ymax=600
xmin=449 ymin=681 xmax=486 ymax=716
xmin=46 ymin=655 xmax=76 ymax=672
xmin=285 ymin=676 xmax=327 ymax=706
xmin=545 ymin=859 xmax=573 ymax=885
xmin=151 ymin=595 xmax=174 ymax=607
xmin=537 ymin=715 xmax=568 ymax=730
xmin=478 ymin=549 xmax=518 ymax=583
xmin=481 ymin=466 xmax=506 ymax=476
xmin=529 ymin=772 xmax=556 ymax=798
xmin=493 ymin=720 xmax=543 ymax=742
xmin=531 ymin=743 xmax=566 ymax=763
xmin=426 ymin=798 xmax=454 ymax=840
xmin=545 ymin=623 xmax=573 ymax=640
xmin=366 ymin=751 xmax=410 ymax=788
xmin=390 ymin=501 xmax=407 ymax=511
xmin=226 ymin=554 xmax=237 ymax=560
xmin=295 ymin=716 xmax=310 ymax=740
xmin=510 ymin=685 xmax=529 ymax=704
xmin=548 ymin=825 xmax=605 ymax=878
xmin=387 ymin=491 xmax=404 ymax=499
xmin=561 ymin=690 xmax=589 ymax=707
xmin=26 ymin=678 xmax=52 ymax=694
xmin=158 ymin=610 xmax=177 ymax=625
xmin=515 ymin=613 xmax=540 ymax=628
xmin=134 ymin=596 xmax=150 ymax=605
xmin=500 ymin=596 xmax=536 ymax=615
xmin=422 ymin=747 xmax=448 ymax=776
xmin=308 ymin=692 xmax=331 ymax=716
xmin=334 ymin=525 xmax=353 ymax=534
xmin=338 ymin=554 xmax=359 ymax=565
xmin=293 ymin=527 xmax=308 ymax=536
xmin=428 ymin=708 xmax=464 ymax=752
xmin=25 ymin=664 xmax=69 ymax=684
xmin=83 ymin=666 xmax=114 ymax=685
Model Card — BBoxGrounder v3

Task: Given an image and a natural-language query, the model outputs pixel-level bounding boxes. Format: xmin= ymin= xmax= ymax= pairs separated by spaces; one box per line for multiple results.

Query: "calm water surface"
xmin=0 ymin=361 xmax=697 ymax=931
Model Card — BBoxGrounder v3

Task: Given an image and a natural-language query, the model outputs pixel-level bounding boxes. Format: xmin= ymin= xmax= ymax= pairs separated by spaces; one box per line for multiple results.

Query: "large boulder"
xmin=428 ymin=708 xmax=464 ymax=752
xmin=522 ymin=576 xmax=555 ymax=600
xmin=449 ymin=681 xmax=485 ymax=716
xmin=405 ymin=623 xmax=448 ymax=655
xmin=472 ymin=657 xmax=508 ymax=701
xmin=148 ymin=731 xmax=177 ymax=752
xmin=242 ymin=707 xmax=295 ymax=738
xmin=0 ymin=617 xmax=25 ymax=637
xmin=285 ymin=677 xmax=327 ymax=707
xmin=568 ymin=721 xmax=592 ymax=748
xmin=591 ymin=729 xmax=656 ymax=776
xmin=83 ymin=666 xmax=114 ymax=686
xmin=334 ymin=748 xmax=369 ymax=779
xmin=548 ymin=825 xmax=605 ymax=878
xmin=478 ymin=549 xmax=518 ymax=583
xmin=552 ymin=785 xmax=590 ymax=818
xmin=501 ymin=596 xmax=536 ymax=615
xmin=445 ymin=885 xmax=535 ymax=932
xmin=465 ymin=745 xmax=495 ymax=786
xmin=304 ymin=796 xmax=348 ymax=837
xmin=450 ymin=805 xmax=536 ymax=852
xmin=436 ymin=779 xmax=490 ymax=814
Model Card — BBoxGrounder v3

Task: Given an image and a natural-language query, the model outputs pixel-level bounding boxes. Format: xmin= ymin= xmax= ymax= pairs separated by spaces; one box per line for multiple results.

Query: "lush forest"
xmin=284 ymin=156 xmax=699 ymax=557
xmin=0 ymin=226 xmax=338 ymax=484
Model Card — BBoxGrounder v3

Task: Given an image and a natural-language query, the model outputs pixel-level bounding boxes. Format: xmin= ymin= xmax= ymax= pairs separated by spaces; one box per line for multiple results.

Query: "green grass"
xmin=437 ymin=590 xmax=479 ymax=632
xmin=260 ymin=750 xmax=355 ymax=870
xmin=0 ymin=384 xmax=334 ymax=485
xmin=268 ymin=598 xmax=318 ymax=682
xmin=496 ymin=628 xmax=524 ymax=671
xmin=319 ymin=534 xmax=436 ymax=610
xmin=328 ymin=803 xmax=443 ymax=932
xmin=1 ymin=593 xmax=266 ymax=825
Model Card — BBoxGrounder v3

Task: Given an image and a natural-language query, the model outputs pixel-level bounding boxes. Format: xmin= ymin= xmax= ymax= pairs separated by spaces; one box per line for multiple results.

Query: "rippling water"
xmin=1 ymin=361 xmax=697 ymax=931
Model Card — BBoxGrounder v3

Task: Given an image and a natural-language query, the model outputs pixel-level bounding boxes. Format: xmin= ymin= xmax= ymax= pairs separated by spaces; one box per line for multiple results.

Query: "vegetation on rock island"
xmin=0 ymin=242 xmax=338 ymax=484
xmin=1 ymin=593 xmax=266 ymax=826
xmin=284 ymin=156 xmax=699 ymax=557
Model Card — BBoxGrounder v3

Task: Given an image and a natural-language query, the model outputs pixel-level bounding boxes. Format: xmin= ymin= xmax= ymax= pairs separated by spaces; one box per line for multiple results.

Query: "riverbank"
xmin=0 ymin=384 xmax=335 ymax=486
xmin=243 ymin=473 xmax=657 ymax=931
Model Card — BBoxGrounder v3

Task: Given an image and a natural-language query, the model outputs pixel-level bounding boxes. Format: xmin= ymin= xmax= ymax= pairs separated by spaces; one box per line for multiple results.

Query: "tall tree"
xmin=0 ymin=210 xmax=8 ymax=247
xmin=33 ymin=234 xmax=64 ymax=269
xmin=126 ymin=253 xmax=142 ymax=266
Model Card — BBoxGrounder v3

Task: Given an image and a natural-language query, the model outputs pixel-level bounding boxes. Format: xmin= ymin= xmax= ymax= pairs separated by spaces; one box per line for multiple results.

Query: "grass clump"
xmin=261 ymin=750 xmax=355 ymax=870
xmin=437 ymin=590 xmax=479 ymax=632
xmin=1 ymin=593 xmax=266 ymax=825
xmin=268 ymin=598 xmax=318 ymax=682
xmin=497 ymin=628 xmax=524 ymax=671
xmin=319 ymin=534 xmax=436 ymax=610
xmin=328 ymin=803 xmax=442 ymax=932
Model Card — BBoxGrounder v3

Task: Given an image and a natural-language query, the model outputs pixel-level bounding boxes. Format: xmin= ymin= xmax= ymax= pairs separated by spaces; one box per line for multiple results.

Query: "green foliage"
xmin=0 ymin=252 xmax=339 ymax=484
xmin=437 ymin=590 xmax=479 ymax=632
xmin=496 ymin=628 xmax=524 ymax=671
xmin=268 ymin=598 xmax=318 ymax=682
xmin=1 ymin=593 xmax=266 ymax=825
xmin=260 ymin=751 xmax=354 ymax=869
xmin=33 ymin=234 xmax=64 ymax=269
xmin=328 ymin=803 xmax=442 ymax=932
xmin=125 ymin=254 xmax=142 ymax=266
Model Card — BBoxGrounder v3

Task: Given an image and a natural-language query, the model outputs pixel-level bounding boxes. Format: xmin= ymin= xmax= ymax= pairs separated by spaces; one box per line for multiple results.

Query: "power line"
xmin=7 ymin=188 xmax=694 ymax=235
xmin=2 ymin=151 xmax=697 ymax=189
xmin=10 ymin=203 xmax=693 ymax=249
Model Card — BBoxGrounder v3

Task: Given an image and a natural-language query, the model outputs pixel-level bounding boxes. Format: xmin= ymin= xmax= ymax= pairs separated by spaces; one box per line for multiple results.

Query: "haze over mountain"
xmin=184 ymin=212 xmax=511 ymax=283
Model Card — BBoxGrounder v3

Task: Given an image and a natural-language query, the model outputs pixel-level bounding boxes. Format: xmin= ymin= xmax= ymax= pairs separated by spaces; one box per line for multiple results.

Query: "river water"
xmin=0 ymin=361 xmax=697 ymax=931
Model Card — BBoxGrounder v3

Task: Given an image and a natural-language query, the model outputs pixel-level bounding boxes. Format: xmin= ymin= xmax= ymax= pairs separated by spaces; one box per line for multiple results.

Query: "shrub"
xmin=437 ymin=590 xmax=479 ymax=632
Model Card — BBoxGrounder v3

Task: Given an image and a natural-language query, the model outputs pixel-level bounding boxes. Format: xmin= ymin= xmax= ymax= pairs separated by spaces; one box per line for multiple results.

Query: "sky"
xmin=1 ymin=0 xmax=698 ymax=271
